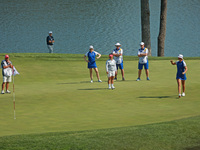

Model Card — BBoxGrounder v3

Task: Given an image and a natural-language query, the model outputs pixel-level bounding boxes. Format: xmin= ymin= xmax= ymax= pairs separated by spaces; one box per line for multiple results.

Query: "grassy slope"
xmin=0 ymin=53 xmax=200 ymax=149
xmin=0 ymin=116 xmax=200 ymax=150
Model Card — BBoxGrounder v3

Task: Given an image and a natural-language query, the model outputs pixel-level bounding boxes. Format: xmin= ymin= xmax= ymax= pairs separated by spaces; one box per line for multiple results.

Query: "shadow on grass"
xmin=138 ymin=95 xmax=176 ymax=99
xmin=57 ymin=81 xmax=107 ymax=84
xmin=185 ymin=146 xmax=200 ymax=150
xmin=78 ymin=88 xmax=108 ymax=90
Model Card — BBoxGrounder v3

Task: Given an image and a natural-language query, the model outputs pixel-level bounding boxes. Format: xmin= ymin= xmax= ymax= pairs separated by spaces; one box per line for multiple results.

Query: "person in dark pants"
xmin=46 ymin=31 xmax=55 ymax=53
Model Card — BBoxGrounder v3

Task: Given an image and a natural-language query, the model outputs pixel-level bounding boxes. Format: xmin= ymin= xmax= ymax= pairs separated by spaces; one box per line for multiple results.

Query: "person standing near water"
xmin=46 ymin=31 xmax=55 ymax=53
xmin=170 ymin=54 xmax=188 ymax=98
xmin=84 ymin=45 xmax=102 ymax=83
xmin=137 ymin=42 xmax=150 ymax=81
xmin=112 ymin=43 xmax=125 ymax=81
xmin=106 ymin=54 xmax=117 ymax=89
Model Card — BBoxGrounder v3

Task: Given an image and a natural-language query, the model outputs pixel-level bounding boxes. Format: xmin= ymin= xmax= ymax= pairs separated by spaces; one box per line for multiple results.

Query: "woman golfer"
xmin=106 ymin=54 xmax=117 ymax=89
xmin=170 ymin=54 xmax=188 ymax=98
xmin=84 ymin=45 xmax=102 ymax=83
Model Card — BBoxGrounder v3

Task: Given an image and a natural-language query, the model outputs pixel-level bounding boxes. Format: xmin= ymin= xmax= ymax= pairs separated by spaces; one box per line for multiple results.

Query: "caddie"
xmin=1 ymin=55 xmax=13 ymax=94
xmin=112 ymin=43 xmax=125 ymax=81
xmin=136 ymin=42 xmax=150 ymax=81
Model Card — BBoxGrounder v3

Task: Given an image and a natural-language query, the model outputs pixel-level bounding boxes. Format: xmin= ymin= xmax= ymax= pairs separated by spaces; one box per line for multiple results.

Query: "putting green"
xmin=0 ymin=54 xmax=200 ymax=137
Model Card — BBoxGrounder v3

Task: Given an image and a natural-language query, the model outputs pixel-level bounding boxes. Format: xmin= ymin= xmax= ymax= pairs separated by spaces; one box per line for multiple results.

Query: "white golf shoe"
xmin=98 ymin=80 xmax=102 ymax=83
xmin=111 ymin=85 xmax=115 ymax=89
xmin=6 ymin=90 xmax=11 ymax=94
xmin=182 ymin=93 xmax=185 ymax=97
xmin=91 ymin=80 xmax=93 ymax=83
xmin=1 ymin=90 xmax=4 ymax=94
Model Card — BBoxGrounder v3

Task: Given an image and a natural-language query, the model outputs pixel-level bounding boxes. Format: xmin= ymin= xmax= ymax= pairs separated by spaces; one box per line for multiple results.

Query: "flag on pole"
xmin=12 ymin=66 xmax=19 ymax=120
xmin=13 ymin=66 xmax=19 ymax=76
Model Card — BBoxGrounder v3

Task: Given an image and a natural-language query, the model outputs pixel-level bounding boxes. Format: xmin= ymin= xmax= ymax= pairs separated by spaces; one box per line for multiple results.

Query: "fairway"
xmin=0 ymin=54 xmax=200 ymax=147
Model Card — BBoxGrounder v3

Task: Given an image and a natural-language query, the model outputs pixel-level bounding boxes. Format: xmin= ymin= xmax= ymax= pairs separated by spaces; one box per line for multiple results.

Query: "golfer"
xmin=106 ymin=54 xmax=117 ymax=89
xmin=46 ymin=31 xmax=55 ymax=53
xmin=112 ymin=43 xmax=125 ymax=81
xmin=84 ymin=45 xmax=102 ymax=83
xmin=1 ymin=55 xmax=13 ymax=94
xmin=170 ymin=54 xmax=188 ymax=98
xmin=137 ymin=42 xmax=150 ymax=81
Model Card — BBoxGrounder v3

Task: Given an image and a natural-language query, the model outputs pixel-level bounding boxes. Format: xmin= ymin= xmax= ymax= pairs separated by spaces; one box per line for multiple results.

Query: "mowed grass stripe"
xmin=0 ymin=116 xmax=200 ymax=150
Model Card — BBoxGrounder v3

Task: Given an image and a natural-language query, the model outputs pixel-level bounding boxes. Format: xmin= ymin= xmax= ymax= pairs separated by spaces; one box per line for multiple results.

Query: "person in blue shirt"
xmin=84 ymin=45 xmax=102 ymax=83
xmin=137 ymin=42 xmax=150 ymax=81
xmin=170 ymin=54 xmax=188 ymax=98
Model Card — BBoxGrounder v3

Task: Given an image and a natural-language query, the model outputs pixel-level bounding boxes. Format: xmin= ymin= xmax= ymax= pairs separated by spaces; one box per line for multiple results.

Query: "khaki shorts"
xmin=107 ymin=71 xmax=115 ymax=78
xmin=3 ymin=76 xmax=12 ymax=83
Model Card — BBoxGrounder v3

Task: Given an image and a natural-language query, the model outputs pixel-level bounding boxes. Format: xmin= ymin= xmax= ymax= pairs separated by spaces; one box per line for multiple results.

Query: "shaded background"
xmin=0 ymin=0 xmax=199 ymax=56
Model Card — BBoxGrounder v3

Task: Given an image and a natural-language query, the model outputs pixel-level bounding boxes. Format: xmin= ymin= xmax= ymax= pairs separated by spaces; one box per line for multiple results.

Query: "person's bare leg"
xmin=2 ymin=82 xmax=5 ymax=91
xmin=145 ymin=69 xmax=149 ymax=78
xmin=177 ymin=79 xmax=181 ymax=97
xmin=138 ymin=69 xmax=142 ymax=78
xmin=121 ymin=69 xmax=124 ymax=80
xmin=94 ymin=68 xmax=100 ymax=80
xmin=89 ymin=68 xmax=93 ymax=80
xmin=6 ymin=82 xmax=9 ymax=91
xmin=182 ymin=80 xmax=186 ymax=95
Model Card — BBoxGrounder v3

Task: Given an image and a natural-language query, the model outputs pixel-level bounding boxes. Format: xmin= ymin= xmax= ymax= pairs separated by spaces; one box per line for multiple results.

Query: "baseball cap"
xmin=178 ymin=54 xmax=183 ymax=59
xmin=89 ymin=45 xmax=94 ymax=49
xmin=109 ymin=54 xmax=113 ymax=57
xmin=115 ymin=43 xmax=121 ymax=46
xmin=140 ymin=42 xmax=144 ymax=45
xmin=49 ymin=31 xmax=53 ymax=34
xmin=5 ymin=55 xmax=9 ymax=58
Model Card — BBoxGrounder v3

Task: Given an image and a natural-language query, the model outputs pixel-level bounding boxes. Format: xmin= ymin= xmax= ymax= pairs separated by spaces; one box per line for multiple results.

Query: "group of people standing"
xmin=83 ymin=42 xmax=188 ymax=98
xmin=83 ymin=42 xmax=151 ymax=89
xmin=1 ymin=41 xmax=188 ymax=98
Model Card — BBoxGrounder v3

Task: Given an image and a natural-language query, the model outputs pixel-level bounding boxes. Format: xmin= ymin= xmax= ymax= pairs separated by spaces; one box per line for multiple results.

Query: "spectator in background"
xmin=46 ymin=31 xmax=55 ymax=53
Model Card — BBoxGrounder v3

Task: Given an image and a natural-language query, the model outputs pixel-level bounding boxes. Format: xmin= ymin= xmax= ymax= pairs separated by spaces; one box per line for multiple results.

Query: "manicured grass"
xmin=0 ymin=116 xmax=200 ymax=150
xmin=0 ymin=53 xmax=200 ymax=149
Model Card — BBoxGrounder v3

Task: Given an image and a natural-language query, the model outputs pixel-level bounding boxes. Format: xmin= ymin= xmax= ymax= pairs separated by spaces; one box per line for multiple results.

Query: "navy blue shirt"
xmin=46 ymin=36 xmax=54 ymax=45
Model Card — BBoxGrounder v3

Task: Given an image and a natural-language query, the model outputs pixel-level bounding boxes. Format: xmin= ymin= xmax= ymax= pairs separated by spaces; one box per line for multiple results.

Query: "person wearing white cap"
xmin=1 ymin=55 xmax=13 ymax=94
xmin=84 ymin=45 xmax=102 ymax=83
xmin=170 ymin=54 xmax=188 ymax=98
xmin=112 ymin=43 xmax=125 ymax=81
xmin=137 ymin=42 xmax=150 ymax=81
xmin=46 ymin=31 xmax=55 ymax=53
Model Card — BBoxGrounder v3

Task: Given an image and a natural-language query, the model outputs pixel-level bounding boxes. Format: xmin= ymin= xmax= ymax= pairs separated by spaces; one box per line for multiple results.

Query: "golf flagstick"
xmin=12 ymin=66 xmax=20 ymax=120
xmin=13 ymin=67 xmax=16 ymax=120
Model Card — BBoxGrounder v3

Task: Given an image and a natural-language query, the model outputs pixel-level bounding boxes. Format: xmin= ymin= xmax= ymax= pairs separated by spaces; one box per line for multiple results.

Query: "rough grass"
xmin=0 ymin=53 xmax=200 ymax=149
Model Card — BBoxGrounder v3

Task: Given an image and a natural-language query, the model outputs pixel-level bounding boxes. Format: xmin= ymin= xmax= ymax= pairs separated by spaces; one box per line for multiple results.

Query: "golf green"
xmin=0 ymin=53 xmax=200 ymax=138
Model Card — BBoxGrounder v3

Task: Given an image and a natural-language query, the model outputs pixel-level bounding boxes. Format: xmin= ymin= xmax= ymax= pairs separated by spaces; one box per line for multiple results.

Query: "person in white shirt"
xmin=137 ymin=42 xmax=150 ymax=81
xmin=112 ymin=43 xmax=125 ymax=81
xmin=1 ymin=55 xmax=13 ymax=94
xmin=106 ymin=54 xmax=117 ymax=89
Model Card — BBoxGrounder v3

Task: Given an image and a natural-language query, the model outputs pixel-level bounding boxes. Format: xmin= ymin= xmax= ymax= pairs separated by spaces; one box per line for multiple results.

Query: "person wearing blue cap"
xmin=170 ymin=54 xmax=188 ymax=98
xmin=84 ymin=45 xmax=102 ymax=83
xmin=46 ymin=31 xmax=55 ymax=53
